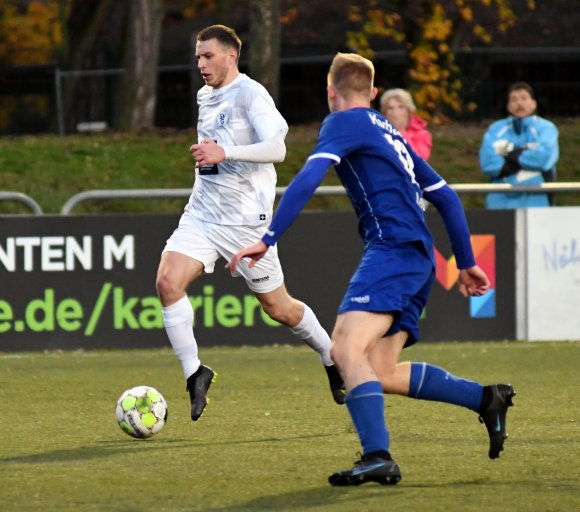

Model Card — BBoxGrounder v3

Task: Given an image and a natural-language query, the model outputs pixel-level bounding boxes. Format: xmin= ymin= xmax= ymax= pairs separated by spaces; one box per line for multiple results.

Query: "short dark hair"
xmin=197 ymin=25 xmax=242 ymax=60
xmin=508 ymin=81 xmax=535 ymax=99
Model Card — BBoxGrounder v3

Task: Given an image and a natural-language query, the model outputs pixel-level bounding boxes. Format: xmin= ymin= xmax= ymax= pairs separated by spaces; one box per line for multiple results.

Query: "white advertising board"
xmin=525 ymin=207 xmax=580 ymax=340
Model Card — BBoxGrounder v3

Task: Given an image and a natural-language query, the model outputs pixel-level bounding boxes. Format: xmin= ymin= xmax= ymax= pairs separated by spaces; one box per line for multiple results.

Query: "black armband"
xmin=543 ymin=169 xmax=556 ymax=183
xmin=498 ymin=148 xmax=525 ymax=178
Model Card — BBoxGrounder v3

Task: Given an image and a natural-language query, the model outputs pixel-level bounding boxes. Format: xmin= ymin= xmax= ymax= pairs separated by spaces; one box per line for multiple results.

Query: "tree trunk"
xmin=115 ymin=0 xmax=163 ymax=131
xmin=249 ymin=0 xmax=281 ymax=104
xmin=59 ymin=0 xmax=118 ymax=133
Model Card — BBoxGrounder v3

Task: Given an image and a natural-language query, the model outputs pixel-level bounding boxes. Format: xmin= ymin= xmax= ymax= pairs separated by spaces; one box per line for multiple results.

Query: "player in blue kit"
xmin=227 ymin=53 xmax=515 ymax=486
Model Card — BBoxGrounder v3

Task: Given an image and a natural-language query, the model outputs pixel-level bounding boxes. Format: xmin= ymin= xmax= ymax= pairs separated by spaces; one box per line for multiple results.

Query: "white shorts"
xmin=162 ymin=206 xmax=284 ymax=293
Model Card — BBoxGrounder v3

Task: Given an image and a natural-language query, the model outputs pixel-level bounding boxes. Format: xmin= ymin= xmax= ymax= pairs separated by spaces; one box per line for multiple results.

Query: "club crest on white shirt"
xmin=217 ymin=111 xmax=228 ymax=126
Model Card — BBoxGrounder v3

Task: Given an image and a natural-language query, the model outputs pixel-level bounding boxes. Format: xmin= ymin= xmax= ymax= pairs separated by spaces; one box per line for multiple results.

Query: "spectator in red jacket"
xmin=380 ymin=88 xmax=433 ymax=161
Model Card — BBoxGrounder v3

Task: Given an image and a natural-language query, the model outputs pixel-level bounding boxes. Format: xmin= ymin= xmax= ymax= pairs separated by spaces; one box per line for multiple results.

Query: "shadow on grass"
xmin=202 ymin=478 xmax=496 ymax=512
xmin=0 ymin=442 xmax=165 ymax=464
xmin=0 ymin=432 xmax=336 ymax=465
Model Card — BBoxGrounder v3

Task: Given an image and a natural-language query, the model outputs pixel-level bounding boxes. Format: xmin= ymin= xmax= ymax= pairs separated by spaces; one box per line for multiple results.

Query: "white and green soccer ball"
xmin=115 ymin=385 xmax=168 ymax=438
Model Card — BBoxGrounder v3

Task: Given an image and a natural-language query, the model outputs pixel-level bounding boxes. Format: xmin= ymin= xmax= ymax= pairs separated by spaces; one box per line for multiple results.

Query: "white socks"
xmin=162 ymin=295 xmax=200 ymax=379
xmin=290 ymin=303 xmax=334 ymax=366
xmin=163 ymin=297 xmax=333 ymax=374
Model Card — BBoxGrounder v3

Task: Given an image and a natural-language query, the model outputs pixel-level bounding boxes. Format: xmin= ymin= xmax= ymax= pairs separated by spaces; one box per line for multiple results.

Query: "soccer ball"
xmin=115 ymin=385 xmax=168 ymax=438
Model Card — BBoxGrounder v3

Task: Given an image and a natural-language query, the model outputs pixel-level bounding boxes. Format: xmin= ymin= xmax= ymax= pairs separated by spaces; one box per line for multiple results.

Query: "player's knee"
xmin=375 ymin=365 xmax=397 ymax=390
xmin=263 ymin=302 xmax=293 ymax=326
xmin=330 ymin=344 xmax=343 ymax=367
xmin=376 ymin=362 xmax=409 ymax=395
xmin=156 ymin=273 xmax=181 ymax=305
xmin=330 ymin=339 xmax=357 ymax=370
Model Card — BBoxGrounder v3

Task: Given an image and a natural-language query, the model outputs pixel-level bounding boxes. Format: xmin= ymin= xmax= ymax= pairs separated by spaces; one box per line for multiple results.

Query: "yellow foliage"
xmin=472 ymin=24 xmax=492 ymax=44
xmin=460 ymin=7 xmax=473 ymax=22
xmin=280 ymin=8 xmax=298 ymax=25
xmin=0 ymin=0 xmax=63 ymax=65
xmin=423 ymin=6 xmax=452 ymax=41
xmin=347 ymin=31 xmax=376 ymax=59
xmin=181 ymin=0 xmax=215 ymax=20
xmin=348 ymin=5 xmax=363 ymax=24
xmin=349 ymin=0 xmax=525 ymax=122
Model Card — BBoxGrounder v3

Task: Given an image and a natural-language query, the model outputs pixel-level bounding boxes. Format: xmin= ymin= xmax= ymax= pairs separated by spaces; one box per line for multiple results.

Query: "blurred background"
xmin=1 ymin=0 xmax=579 ymax=136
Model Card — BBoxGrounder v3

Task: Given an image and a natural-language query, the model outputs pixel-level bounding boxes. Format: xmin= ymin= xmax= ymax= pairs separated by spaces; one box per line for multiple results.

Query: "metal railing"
xmin=3 ymin=183 xmax=579 ymax=215
xmin=0 ymin=192 xmax=43 ymax=215
xmin=59 ymin=182 xmax=580 ymax=215
xmin=59 ymin=186 xmax=346 ymax=214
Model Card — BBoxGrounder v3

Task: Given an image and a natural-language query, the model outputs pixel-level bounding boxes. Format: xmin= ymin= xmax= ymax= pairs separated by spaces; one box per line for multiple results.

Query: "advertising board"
xmin=523 ymin=207 xmax=580 ymax=340
xmin=0 ymin=211 xmax=517 ymax=351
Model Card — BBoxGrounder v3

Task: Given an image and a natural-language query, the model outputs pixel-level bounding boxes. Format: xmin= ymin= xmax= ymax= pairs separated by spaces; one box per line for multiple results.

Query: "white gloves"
xmin=493 ymin=139 xmax=515 ymax=156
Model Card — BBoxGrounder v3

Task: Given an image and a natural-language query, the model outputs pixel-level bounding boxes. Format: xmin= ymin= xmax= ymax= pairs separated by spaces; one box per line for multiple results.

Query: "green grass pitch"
xmin=1 ymin=341 xmax=578 ymax=511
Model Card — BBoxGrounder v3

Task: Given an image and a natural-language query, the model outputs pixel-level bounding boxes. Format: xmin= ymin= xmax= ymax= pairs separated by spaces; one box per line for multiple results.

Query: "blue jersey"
xmin=261 ymin=106 xmax=475 ymax=334
xmin=262 ymin=107 xmax=474 ymax=269
xmin=262 ymin=108 xmax=446 ymax=253
xmin=312 ymin=108 xmax=445 ymax=249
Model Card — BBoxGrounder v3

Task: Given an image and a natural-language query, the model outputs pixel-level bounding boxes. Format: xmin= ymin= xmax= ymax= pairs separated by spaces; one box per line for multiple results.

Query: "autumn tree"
xmin=60 ymin=0 xmax=217 ymax=130
xmin=0 ymin=0 xmax=63 ymax=66
xmin=347 ymin=0 xmax=536 ymax=123
xmin=1 ymin=0 xmax=285 ymax=131
xmin=58 ymin=0 xmax=122 ymax=132
xmin=0 ymin=0 xmax=64 ymax=130
xmin=115 ymin=0 xmax=164 ymax=130
xmin=249 ymin=0 xmax=281 ymax=103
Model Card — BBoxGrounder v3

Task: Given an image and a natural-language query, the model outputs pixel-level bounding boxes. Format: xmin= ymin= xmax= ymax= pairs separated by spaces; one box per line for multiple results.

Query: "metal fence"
xmin=0 ymin=192 xmax=43 ymax=215
xmin=2 ymin=183 xmax=580 ymax=215
xmin=2 ymin=46 xmax=578 ymax=136
xmin=56 ymin=47 xmax=580 ymax=131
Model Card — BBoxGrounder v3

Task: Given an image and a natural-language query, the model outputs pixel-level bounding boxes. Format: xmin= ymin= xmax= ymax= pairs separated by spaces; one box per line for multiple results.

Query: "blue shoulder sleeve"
xmin=262 ymin=157 xmax=333 ymax=246
xmin=423 ymin=184 xmax=476 ymax=269
xmin=411 ymin=154 xmax=446 ymax=189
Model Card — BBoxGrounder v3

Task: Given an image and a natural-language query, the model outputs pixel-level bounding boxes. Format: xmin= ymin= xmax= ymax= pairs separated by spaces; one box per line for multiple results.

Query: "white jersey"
xmin=189 ymin=73 xmax=288 ymax=226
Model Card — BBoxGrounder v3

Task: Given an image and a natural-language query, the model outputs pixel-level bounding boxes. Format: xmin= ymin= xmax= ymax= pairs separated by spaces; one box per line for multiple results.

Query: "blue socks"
xmin=346 ymin=381 xmax=389 ymax=455
xmin=409 ymin=362 xmax=483 ymax=411
xmin=346 ymin=367 xmax=482 ymax=457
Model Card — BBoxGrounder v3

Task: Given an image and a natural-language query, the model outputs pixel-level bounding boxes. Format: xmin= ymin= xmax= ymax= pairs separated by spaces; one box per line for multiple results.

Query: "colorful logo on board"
xmin=434 ymin=235 xmax=496 ymax=318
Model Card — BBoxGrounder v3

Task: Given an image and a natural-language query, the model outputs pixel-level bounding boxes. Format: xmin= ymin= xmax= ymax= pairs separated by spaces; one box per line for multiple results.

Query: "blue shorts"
xmin=338 ymin=241 xmax=435 ymax=347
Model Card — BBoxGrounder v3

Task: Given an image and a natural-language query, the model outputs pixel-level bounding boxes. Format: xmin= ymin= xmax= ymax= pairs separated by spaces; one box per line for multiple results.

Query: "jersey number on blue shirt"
xmin=384 ymin=133 xmax=417 ymax=185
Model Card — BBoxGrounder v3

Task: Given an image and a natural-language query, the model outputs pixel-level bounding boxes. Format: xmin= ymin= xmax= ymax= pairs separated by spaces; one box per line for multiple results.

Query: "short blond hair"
xmin=328 ymin=53 xmax=375 ymax=98
xmin=380 ymin=88 xmax=416 ymax=114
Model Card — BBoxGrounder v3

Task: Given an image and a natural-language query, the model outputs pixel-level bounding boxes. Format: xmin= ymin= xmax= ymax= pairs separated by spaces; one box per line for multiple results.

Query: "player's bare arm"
xmin=227 ymin=241 xmax=269 ymax=272
xmin=458 ymin=265 xmax=490 ymax=298
xmin=190 ymin=139 xmax=226 ymax=166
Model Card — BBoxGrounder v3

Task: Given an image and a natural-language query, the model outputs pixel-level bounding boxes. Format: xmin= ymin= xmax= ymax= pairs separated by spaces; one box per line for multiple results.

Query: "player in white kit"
xmin=156 ymin=25 xmax=345 ymax=421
